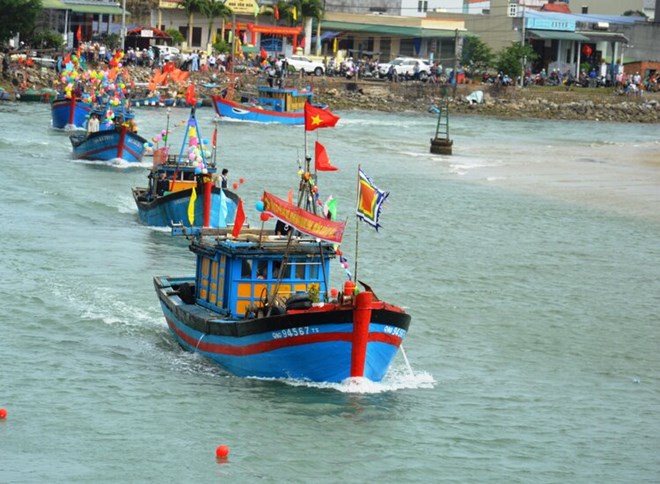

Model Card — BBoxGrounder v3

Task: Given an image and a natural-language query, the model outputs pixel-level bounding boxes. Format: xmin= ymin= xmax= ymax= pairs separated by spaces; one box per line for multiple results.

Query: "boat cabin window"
xmin=231 ymin=256 xmax=328 ymax=317
xmin=241 ymin=260 xmax=252 ymax=279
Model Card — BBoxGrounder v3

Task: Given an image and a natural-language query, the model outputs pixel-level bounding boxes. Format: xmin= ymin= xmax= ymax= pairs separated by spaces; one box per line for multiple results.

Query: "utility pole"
xmin=120 ymin=0 xmax=127 ymax=51
xmin=452 ymin=28 xmax=459 ymax=96
xmin=520 ymin=0 xmax=526 ymax=87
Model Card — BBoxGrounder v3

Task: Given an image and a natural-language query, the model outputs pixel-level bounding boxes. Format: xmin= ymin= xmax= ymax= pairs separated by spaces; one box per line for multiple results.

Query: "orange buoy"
xmin=215 ymin=444 xmax=230 ymax=459
xmin=0 ymin=408 xmax=7 ymax=419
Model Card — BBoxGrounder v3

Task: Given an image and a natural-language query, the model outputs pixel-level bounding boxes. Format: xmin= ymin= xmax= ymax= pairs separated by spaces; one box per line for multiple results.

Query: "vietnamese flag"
xmin=76 ymin=25 xmax=82 ymax=42
xmin=315 ymin=141 xmax=338 ymax=171
xmin=232 ymin=198 xmax=245 ymax=238
xmin=274 ymin=5 xmax=280 ymax=20
xmin=304 ymin=102 xmax=340 ymax=131
xmin=260 ymin=47 xmax=267 ymax=60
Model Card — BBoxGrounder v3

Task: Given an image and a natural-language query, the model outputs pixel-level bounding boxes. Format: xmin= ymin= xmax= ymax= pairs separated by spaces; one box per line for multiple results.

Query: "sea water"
xmin=0 ymin=102 xmax=659 ymax=482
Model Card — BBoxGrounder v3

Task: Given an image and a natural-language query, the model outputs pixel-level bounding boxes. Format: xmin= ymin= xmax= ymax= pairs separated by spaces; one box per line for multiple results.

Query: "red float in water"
xmin=0 ymin=408 xmax=7 ymax=420
xmin=215 ymin=444 xmax=230 ymax=459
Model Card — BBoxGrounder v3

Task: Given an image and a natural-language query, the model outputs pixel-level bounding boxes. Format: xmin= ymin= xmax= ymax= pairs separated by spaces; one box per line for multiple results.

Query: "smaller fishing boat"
xmin=132 ymin=108 xmax=237 ymax=227
xmin=15 ymin=87 xmax=58 ymax=103
xmin=211 ymin=84 xmax=314 ymax=125
xmin=51 ymin=97 xmax=93 ymax=130
xmin=70 ymin=125 xmax=147 ymax=162
xmin=0 ymin=87 xmax=11 ymax=101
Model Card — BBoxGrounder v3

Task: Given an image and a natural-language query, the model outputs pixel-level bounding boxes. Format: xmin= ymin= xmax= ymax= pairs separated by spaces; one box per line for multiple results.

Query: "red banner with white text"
xmin=262 ymin=192 xmax=345 ymax=244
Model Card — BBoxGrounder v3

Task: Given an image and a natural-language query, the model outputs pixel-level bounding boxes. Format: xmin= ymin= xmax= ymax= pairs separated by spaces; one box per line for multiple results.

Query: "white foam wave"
xmin=268 ymin=365 xmax=436 ymax=393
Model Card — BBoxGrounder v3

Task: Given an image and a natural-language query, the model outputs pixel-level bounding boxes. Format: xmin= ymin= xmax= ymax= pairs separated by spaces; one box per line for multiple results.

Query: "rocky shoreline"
xmin=2 ymin=65 xmax=659 ymax=123
xmin=313 ymin=79 xmax=660 ymax=123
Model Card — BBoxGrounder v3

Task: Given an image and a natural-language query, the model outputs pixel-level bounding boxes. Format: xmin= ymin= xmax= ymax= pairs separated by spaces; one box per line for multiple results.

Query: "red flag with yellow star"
xmin=304 ymin=102 xmax=340 ymax=131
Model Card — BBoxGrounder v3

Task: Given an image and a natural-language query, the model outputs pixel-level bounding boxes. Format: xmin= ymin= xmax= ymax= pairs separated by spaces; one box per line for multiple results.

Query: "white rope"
xmin=399 ymin=344 xmax=414 ymax=376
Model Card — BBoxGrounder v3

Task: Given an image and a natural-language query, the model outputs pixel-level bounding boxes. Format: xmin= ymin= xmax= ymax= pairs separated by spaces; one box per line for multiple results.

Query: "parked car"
xmin=153 ymin=45 xmax=181 ymax=61
xmin=377 ymin=57 xmax=432 ymax=81
xmin=286 ymin=55 xmax=325 ymax=76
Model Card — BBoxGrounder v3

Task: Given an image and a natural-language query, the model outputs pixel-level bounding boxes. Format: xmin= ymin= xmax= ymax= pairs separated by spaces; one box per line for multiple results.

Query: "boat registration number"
xmin=384 ymin=326 xmax=406 ymax=338
xmin=272 ymin=326 xmax=319 ymax=339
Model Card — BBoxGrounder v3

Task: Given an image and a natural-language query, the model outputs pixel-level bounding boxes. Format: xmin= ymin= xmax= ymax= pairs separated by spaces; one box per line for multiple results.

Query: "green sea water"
xmin=0 ymin=102 xmax=659 ymax=482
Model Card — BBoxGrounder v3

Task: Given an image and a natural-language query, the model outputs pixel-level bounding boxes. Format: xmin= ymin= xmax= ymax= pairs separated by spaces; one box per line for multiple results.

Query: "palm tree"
xmin=299 ymin=0 xmax=324 ymax=56
xmin=179 ymin=0 xmax=205 ymax=48
xmin=199 ymin=0 xmax=233 ymax=47
xmin=262 ymin=0 xmax=288 ymax=25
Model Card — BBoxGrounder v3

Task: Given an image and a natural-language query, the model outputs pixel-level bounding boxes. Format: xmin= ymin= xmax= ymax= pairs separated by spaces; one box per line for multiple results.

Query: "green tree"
xmin=27 ymin=30 xmax=64 ymax=49
xmin=495 ymin=42 xmax=538 ymax=80
xmin=179 ymin=0 xmax=205 ymax=48
xmin=461 ymin=35 xmax=493 ymax=72
xmin=166 ymin=28 xmax=184 ymax=45
xmin=622 ymin=10 xmax=647 ymax=17
xmin=299 ymin=0 xmax=323 ymax=55
xmin=262 ymin=1 xmax=288 ymax=24
xmin=0 ymin=0 xmax=42 ymax=45
xmin=199 ymin=0 xmax=232 ymax=47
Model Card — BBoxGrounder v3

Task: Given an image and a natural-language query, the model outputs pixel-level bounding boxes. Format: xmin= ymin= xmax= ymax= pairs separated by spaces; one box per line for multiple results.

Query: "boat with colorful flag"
xmin=211 ymin=83 xmax=314 ymax=125
xmin=132 ymin=107 xmax=239 ymax=227
xmin=154 ymin=103 xmax=411 ymax=383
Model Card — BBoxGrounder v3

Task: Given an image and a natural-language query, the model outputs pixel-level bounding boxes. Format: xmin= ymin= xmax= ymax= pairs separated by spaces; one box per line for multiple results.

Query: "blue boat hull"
xmin=70 ymin=128 xmax=147 ymax=162
xmin=155 ymin=276 xmax=409 ymax=383
xmin=212 ymin=96 xmax=304 ymax=125
xmin=133 ymin=186 xmax=239 ymax=228
xmin=51 ymin=98 xmax=93 ymax=129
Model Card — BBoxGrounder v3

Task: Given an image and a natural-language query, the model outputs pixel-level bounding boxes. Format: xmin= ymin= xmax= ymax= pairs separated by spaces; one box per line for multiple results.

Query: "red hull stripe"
xmin=166 ymin=317 xmax=402 ymax=356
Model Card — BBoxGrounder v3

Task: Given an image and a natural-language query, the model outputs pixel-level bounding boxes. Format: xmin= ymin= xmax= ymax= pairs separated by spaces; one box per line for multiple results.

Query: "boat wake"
xmin=72 ymin=158 xmax=151 ymax=169
xmin=273 ymin=366 xmax=436 ymax=393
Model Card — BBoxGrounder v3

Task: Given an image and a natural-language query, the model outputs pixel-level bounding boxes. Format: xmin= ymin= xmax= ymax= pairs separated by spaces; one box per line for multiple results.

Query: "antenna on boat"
xmin=164 ymin=107 xmax=171 ymax=152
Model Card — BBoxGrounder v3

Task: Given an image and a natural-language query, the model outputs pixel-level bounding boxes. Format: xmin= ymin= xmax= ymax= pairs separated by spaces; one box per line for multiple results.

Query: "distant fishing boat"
xmin=16 ymin=88 xmax=58 ymax=103
xmin=132 ymin=108 xmax=239 ymax=228
xmin=211 ymin=84 xmax=314 ymax=125
xmin=69 ymin=125 xmax=147 ymax=162
xmin=51 ymin=97 xmax=93 ymax=130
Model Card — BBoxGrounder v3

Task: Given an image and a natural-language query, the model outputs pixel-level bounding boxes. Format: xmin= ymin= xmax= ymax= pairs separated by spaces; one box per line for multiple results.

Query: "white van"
xmin=154 ymin=45 xmax=181 ymax=61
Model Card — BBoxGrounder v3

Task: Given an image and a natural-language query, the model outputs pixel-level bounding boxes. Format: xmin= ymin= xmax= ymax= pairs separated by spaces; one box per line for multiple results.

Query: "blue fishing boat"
xmin=132 ymin=109 xmax=238 ymax=227
xmin=0 ymin=87 xmax=11 ymax=101
xmin=131 ymin=94 xmax=163 ymax=107
xmin=211 ymin=84 xmax=313 ymax=125
xmin=154 ymin=159 xmax=411 ymax=383
xmin=51 ymin=97 xmax=93 ymax=129
xmin=69 ymin=125 xmax=147 ymax=162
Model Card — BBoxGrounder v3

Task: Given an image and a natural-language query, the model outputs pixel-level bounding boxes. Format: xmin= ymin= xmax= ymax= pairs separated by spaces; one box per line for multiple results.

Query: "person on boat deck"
xmin=156 ymin=173 xmax=169 ymax=196
xmin=87 ymin=114 xmax=99 ymax=133
xmin=128 ymin=118 xmax=138 ymax=133
xmin=114 ymin=114 xmax=124 ymax=130
xmin=218 ymin=168 xmax=228 ymax=189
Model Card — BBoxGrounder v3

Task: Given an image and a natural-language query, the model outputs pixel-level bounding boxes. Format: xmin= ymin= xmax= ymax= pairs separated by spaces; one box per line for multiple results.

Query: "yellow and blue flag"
xmin=356 ymin=168 xmax=389 ymax=231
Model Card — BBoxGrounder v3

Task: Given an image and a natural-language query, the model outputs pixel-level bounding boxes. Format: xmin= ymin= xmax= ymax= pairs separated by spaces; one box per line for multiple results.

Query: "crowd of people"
xmin=2 ymin=40 xmax=659 ymax=97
